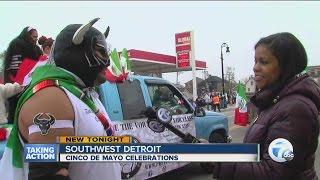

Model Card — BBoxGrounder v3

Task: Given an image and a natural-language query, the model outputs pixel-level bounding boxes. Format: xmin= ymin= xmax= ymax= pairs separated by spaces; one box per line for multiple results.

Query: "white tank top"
xmin=62 ymin=88 xmax=121 ymax=180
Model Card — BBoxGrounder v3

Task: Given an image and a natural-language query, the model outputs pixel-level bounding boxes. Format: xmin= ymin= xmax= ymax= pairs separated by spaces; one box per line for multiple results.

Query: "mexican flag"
xmin=105 ymin=48 xmax=131 ymax=83
xmin=10 ymin=55 xmax=48 ymax=86
xmin=0 ymin=124 xmax=27 ymax=180
xmin=234 ymin=82 xmax=249 ymax=126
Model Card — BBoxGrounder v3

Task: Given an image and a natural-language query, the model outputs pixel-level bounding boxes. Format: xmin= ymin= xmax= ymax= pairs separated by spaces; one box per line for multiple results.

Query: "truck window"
xmin=117 ymin=80 xmax=146 ymax=120
xmin=147 ymin=83 xmax=192 ymax=114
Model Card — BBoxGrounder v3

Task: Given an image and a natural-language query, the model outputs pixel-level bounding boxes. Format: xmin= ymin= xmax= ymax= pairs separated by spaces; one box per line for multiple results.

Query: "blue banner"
xmin=58 ymin=143 xmax=258 ymax=154
xmin=23 ymin=143 xmax=259 ymax=163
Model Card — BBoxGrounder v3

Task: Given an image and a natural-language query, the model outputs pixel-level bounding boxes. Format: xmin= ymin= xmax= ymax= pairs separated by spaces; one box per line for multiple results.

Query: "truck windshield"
xmin=146 ymin=83 xmax=192 ymax=115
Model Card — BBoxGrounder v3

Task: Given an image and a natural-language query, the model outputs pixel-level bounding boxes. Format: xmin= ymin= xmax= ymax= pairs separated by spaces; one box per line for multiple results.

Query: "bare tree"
xmin=0 ymin=51 xmax=6 ymax=73
xmin=0 ymin=51 xmax=5 ymax=59
xmin=0 ymin=50 xmax=6 ymax=82
xmin=203 ymin=70 xmax=209 ymax=80
xmin=225 ymin=66 xmax=236 ymax=95
xmin=240 ymin=77 xmax=249 ymax=85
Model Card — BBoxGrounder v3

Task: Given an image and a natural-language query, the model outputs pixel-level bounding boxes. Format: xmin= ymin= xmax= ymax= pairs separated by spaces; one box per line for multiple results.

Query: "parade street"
xmin=151 ymin=106 xmax=320 ymax=180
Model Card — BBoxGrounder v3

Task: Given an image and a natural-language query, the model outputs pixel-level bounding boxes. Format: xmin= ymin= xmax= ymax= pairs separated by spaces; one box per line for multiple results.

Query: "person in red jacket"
xmin=213 ymin=32 xmax=320 ymax=180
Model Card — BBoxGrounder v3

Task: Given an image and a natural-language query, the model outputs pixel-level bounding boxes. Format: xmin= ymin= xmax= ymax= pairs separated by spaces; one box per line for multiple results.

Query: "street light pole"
xmin=220 ymin=42 xmax=230 ymax=96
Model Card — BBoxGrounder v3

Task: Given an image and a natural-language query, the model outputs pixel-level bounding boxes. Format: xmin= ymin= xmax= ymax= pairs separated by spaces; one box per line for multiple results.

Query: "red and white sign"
xmin=175 ymin=31 xmax=193 ymax=69
xmin=176 ymin=51 xmax=190 ymax=68
xmin=176 ymin=44 xmax=191 ymax=53
xmin=175 ymin=32 xmax=191 ymax=45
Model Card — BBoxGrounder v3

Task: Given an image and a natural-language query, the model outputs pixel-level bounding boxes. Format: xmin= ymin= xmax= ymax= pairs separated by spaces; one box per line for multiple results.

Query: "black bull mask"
xmin=53 ymin=18 xmax=110 ymax=87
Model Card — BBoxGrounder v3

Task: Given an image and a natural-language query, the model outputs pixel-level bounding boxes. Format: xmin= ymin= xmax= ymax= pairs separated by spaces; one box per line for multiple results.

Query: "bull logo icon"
xmin=33 ymin=113 xmax=56 ymax=135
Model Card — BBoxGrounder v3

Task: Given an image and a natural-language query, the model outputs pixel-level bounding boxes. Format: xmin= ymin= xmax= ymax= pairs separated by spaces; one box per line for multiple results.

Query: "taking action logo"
xmin=268 ymin=138 xmax=294 ymax=162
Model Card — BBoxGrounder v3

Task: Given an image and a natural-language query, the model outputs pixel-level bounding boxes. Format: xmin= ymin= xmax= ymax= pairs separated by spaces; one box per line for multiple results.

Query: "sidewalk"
xmin=204 ymin=104 xmax=236 ymax=112
xmin=220 ymin=104 xmax=236 ymax=112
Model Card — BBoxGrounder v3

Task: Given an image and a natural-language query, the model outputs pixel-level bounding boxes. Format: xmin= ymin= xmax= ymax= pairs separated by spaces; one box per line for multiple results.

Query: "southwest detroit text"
xmin=64 ymin=145 xmax=162 ymax=153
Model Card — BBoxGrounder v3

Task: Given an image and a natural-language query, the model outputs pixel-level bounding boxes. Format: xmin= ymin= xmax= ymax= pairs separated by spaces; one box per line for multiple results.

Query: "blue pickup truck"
xmin=0 ymin=74 xmax=231 ymax=179
xmin=98 ymin=75 xmax=231 ymax=179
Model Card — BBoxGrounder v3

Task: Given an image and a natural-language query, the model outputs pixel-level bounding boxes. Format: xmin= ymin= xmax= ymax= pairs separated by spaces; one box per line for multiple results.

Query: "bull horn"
xmin=104 ymin=26 xmax=110 ymax=39
xmin=48 ymin=114 xmax=56 ymax=125
xmin=72 ymin=17 xmax=100 ymax=45
xmin=33 ymin=113 xmax=42 ymax=125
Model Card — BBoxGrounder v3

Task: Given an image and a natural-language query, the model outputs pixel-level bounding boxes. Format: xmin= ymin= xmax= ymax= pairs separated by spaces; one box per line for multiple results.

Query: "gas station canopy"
xmin=128 ymin=49 xmax=207 ymax=74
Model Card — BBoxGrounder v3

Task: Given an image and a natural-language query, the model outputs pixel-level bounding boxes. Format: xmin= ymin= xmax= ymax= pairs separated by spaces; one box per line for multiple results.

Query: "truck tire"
xmin=200 ymin=132 xmax=226 ymax=173
xmin=209 ymin=132 xmax=226 ymax=143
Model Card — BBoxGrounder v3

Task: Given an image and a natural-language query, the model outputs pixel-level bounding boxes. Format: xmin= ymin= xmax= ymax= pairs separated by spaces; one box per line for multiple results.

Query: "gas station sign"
xmin=175 ymin=31 xmax=193 ymax=69
xmin=176 ymin=51 xmax=190 ymax=68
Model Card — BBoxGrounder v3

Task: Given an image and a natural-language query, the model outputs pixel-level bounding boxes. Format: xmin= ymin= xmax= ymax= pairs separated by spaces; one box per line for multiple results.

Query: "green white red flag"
xmin=105 ymin=48 xmax=132 ymax=83
xmin=234 ymin=82 xmax=249 ymax=126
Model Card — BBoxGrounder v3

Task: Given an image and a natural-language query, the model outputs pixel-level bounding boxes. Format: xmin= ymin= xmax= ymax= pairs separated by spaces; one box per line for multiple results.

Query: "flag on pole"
xmin=105 ymin=48 xmax=131 ymax=83
xmin=234 ymin=82 xmax=249 ymax=126
xmin=120 ymin=48 xmax=131 ymax=74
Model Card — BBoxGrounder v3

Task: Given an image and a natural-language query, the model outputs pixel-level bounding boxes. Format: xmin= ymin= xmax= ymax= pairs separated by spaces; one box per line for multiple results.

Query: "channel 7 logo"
xmin=268 ymin=138 xmax=294 ymax=162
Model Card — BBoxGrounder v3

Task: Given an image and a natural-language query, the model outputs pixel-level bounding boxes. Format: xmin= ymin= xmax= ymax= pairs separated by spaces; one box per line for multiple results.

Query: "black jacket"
xmin=214 ymin=74 xmax=320 ymax=180
xmin=4 ymin=27 xmax=42 ymax=83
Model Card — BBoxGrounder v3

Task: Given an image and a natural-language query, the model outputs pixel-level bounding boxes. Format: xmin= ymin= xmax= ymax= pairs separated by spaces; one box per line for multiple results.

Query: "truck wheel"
xmin=200 ymin=132 xmax=225 ymax=173
xmin=209 ymin=132 xmax=226 ymax=143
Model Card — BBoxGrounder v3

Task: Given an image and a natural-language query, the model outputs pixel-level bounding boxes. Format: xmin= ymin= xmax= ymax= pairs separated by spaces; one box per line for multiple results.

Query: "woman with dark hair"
xmin=17 ymin=36 xmax=54 ymax=86
xmin=38 ymin=36 xmax=54 ymax=56
xmin=4 ymin=27 xmax=42 ymax=83
xmin=213 ymin=32 xmax=320 ymax=180
xmin=4 ymin=26 xmax=42 ymax=124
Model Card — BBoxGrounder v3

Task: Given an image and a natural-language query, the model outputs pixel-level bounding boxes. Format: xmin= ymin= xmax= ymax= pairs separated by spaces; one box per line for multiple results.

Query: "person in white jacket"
xmin=0 ymin=82 xmax=24 ymax=124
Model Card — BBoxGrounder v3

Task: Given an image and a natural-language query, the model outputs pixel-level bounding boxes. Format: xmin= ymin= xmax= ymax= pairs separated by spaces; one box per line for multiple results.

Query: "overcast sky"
xmin=1 ymin=1 xmax=319 ymax=84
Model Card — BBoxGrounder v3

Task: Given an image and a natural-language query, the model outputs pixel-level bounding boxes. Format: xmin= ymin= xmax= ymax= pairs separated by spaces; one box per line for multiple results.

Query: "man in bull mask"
xmin=0 ymin=18 xmax=121 ymax=180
